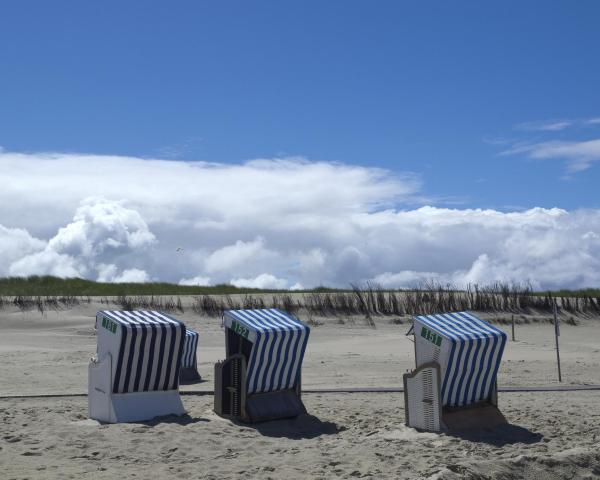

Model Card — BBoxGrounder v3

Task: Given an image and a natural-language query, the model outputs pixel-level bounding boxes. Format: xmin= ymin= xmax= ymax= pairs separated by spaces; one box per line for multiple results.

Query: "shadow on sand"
xmin=447 ymin=423 xmax=543 ymax=446
xmin=141 ymin=413 xmax=211 ymax=427
xmin=179 ymin=377 xmax=208 ymax=386
xmin=235 ymin=413 xmax=345 ymax=439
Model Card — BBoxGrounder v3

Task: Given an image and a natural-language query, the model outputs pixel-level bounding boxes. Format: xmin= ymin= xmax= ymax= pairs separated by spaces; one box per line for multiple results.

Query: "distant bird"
xmin=176 ymin=247 xmax=183 ymax=253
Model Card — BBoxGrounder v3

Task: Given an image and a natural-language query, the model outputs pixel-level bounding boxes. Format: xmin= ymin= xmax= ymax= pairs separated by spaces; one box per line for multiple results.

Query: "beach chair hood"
xmin=96 ymin=310 xmax=186 ymax=394
xmin=222 ymin=309 xmax=310 ymax=395
xmin=89 ymin=310 xmax=188 ymax=423
xmin=412 ymin=311 xmax=507 ymax=407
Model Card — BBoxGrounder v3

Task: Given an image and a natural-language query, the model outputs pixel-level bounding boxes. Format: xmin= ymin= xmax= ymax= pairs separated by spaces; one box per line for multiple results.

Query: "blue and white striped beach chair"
xmin=89 ymin=310 xmax=187 ymax=423
xmin=214 ymin=308 xmax=310 ymax=423
xmin=404 ymin=311 xmax=508 ymax=432
xmin=180 ymin=328 xmax=201 ymax=383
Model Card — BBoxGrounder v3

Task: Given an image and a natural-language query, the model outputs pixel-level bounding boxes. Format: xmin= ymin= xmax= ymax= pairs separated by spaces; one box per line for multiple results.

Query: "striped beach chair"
xmin=214 ymin=308 xmax=310 ymax=423
xmin=404 ymin=311 xmax=508 ymax=432
xmin=180 ymin=328 xmax=201 ymax=383
xmin=89 ymin=310 xmax=187 ymax=423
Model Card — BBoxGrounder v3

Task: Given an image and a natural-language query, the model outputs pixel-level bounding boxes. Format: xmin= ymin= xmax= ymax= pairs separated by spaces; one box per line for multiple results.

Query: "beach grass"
xmin=2 ymin=276 xmax=600 ymax=318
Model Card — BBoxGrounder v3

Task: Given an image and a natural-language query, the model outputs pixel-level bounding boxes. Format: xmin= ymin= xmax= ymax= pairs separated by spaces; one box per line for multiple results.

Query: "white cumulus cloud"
xmin=231 ymin=273 xmax=289 ymax=289
xmin=113 ymin=268 xmax=151 ymax=283
xmin=0 ymin=225 xmax=46 ymax=276
xmin=97 ymin=264 xmax=151 ymax=283
xmin=7 ymin=197 xmax=156 ymax=280
xmin=178 ymin=275 xmax=212 ymax=286
xmin=204 ymin=237 xmax=275 ymax=274
xmin=1 ymin=149 xmax=600 ymax=289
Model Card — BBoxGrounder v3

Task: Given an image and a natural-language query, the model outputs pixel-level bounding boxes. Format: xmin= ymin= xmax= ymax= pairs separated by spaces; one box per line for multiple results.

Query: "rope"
xmin=1 ymin=384 xmax=599 ymax=400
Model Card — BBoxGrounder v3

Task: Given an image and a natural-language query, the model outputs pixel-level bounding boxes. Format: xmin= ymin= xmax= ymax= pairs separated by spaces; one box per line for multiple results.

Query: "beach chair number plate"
xmin=421 ymin=327 xmax=442 ymax=347
xmin=231 ymin=320 xmax=250 ymax=339
xmin=101 ymin=317 xmax=117 ymax=334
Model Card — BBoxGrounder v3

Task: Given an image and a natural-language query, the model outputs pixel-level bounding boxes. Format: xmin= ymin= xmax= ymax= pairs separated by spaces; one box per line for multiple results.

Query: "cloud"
xmin=47 ymin=197 xmax=155 ymax=257
xmin=372 ymin=270 xmax=442 ymax=288
xmin=9 ymin=250 xmax=82 ymax=278
xmin=2 ymin=149 xmax=600 ymax=289
xmin=0 ymin=152 xmax=419 ymax=239
xmin=0 ymin=225 xmax=46 ymax=276
xmin=8 ymin=197 xmax=156 ymax=279
xmin=112 ymin=268 xmax=150 ymax=283
xmin=230 ymin=273 xmax=289 ymax=289
xmin=204 ymin=237 xmax=275 ymax=274
xmin=369 ymin=208 xmax=600 ymax=290
xmin=502 ymin=139 xmax=600 ymax=172
xmin=97 ymin=264 xmax=119 ymax=282
xmin=178 ymin=275 xmax=211 ymax=286
xmin=515 ymin=120 xmax=573 ymax=132
xmin=500 ymin=116 xmax=600 ymax=173
xmin=97 ymin=264 xmax=151 ymax=283
xmin=515 ymin=117 xmax=600 ymax=132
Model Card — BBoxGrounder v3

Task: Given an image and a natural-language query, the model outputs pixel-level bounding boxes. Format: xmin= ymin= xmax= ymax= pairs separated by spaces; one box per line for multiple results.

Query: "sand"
xmin=1 ymin=298 xmax=600 ymax=478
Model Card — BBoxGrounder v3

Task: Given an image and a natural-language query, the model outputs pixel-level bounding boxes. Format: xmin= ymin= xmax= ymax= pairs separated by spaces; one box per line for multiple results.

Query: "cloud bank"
xmin=1 ymin=150 xmax=600 ymax=289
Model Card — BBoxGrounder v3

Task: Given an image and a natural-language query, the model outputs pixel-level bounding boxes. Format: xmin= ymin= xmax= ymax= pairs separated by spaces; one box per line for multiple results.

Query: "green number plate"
xmin=421 ymin=326 xmax=442 ymax=347
xmin=231 ymin=320 xmax=250 ymax=339
xmin=101 ymin=317 xmax=117 ymax=334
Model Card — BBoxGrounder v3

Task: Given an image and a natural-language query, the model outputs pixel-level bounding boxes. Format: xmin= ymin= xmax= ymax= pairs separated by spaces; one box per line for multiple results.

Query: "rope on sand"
xmin=1 ymin=384 xmax=600 ymax=400
xmin=303 ymin=385 xmax=600 ymax=394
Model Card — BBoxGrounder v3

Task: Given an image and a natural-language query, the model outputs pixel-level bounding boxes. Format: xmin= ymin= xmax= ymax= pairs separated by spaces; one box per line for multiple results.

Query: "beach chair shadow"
xmin=234 ymin=413 xmax=345 ymax=439
xmin=446 ymin=422 xmax=543 ymax=446
xmin=92 ymin=413 xmax=210 ymax=426
xmin=179 ymin=377 xmax=209 ymax=386
xmin=141 ymin=413 xmax=211 ymax=427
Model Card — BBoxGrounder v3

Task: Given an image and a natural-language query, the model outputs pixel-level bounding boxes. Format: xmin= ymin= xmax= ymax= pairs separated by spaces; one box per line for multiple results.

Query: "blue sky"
xmin=2 ymin=2 xmax=600 ymax=288
xmin=2 ymin=1 xmax=599 ymax=210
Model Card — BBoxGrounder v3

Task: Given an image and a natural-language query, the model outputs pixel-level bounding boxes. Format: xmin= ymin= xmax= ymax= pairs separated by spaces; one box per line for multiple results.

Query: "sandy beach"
xmin=4 ymin=1 xmax=600 ymax=478
xmin=2 ymin=298 xmax=600 ymax=479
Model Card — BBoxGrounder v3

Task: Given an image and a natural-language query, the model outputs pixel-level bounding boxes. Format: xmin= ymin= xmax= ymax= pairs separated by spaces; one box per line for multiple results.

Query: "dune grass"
xmin=541 ymin=288 xmax=600 ymax=297
xmin=2 ymin=276 xmax=600 ymax=319
xmin=0 ymin=275 xmax=296 ymax=296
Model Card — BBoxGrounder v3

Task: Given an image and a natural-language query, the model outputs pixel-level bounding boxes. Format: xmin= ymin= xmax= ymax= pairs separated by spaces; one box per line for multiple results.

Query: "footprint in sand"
xmin=21 ymin=450 xmax=43 ymax=456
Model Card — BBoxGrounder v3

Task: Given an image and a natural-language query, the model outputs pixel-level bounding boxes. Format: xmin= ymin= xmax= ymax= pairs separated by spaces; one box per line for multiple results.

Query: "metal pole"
xmin=553 ymin=298 xmax=562 ymax=383
xmin=511 ymin=314 xmax=515 ymax=341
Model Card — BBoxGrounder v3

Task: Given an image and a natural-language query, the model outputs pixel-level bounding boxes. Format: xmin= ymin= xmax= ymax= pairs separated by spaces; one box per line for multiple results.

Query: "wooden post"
xmin=511 ymin=314 xmax=515 ymax=341
xmin=553 ymin=298 xmax=562 ymax=383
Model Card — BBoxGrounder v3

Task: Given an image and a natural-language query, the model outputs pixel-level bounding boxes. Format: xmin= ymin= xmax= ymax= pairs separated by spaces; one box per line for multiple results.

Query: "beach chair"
xmin=180 ymin=328 xmax=201 ymax=383
xmin=89 ymin=310 xmax=187 ymax=423
xmin=404 ymin=311 xmax=507 ymax=432
xmin=214 ymin=309 xmax=310 ymax=423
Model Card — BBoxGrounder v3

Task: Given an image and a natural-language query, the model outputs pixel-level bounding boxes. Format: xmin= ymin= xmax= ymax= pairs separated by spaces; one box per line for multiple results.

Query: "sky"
xmin=1 ymin=1 xmax=600 ymax=289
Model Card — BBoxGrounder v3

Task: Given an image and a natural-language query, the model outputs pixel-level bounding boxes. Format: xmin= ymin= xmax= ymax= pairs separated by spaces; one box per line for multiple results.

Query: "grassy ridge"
xmin=0 ymin=275 xmax=600 ymax=298
xmin=0 ymin=275 xmax=599 ymax=299
xmin=0 ymin=276 xmax=280 ymax=296
xmin=0 ymin=276 xmax=343 ymax=296
xmin=542 ymin=288 xmax=600 ymax=297
xmin=2 ymin=277 xmax=600 ymax=317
